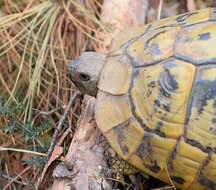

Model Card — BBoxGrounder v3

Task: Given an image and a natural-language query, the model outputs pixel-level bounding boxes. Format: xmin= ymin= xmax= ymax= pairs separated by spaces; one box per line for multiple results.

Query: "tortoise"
xmin=68 ymin=8 xmax=216 ymax=190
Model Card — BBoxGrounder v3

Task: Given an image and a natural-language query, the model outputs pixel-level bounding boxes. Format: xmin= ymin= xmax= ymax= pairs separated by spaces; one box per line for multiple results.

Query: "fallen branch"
xmin=47 ymin=91 xmax=81 ymax=158
xmin=50 ymin=96 xmax=113 ymax=190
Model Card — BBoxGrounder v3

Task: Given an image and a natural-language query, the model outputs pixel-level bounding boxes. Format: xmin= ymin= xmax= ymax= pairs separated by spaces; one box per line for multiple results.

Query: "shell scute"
xmin=110 ymin=25 xmax=149 ymax=55
xmin=95 ymin=91 xmax=132 ymax=133
xmin=176 ymin=8 xmax=210 ymax=26
xmin=167 ymin=140 xmax=208 ymax=190
xmin=130 ymin=59 xmax=195 ymax=138
xmin=175 ymin=22 xmax=216 ymax=65
xmin=150 ymin=8 xmax=211 ymax=31
xmin=126 ymin=26 xmax=181 ymax=66
xmin=186 ymin=65 xmax=216 ymax=150
xmin=128 ymin=133 xmax=176 ymax=179
xmin=198 ymin=154 xmax=216 ymax=189
xmin=98 ymin=56 xmax=132 ymax=95
xmin=104 ymin=118 xmax=145 ymax=160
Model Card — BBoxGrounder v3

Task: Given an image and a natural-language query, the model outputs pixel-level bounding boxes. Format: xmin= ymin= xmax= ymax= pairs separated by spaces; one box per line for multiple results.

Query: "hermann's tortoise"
xmin=69 ymin=8 xmax=216 ymax=190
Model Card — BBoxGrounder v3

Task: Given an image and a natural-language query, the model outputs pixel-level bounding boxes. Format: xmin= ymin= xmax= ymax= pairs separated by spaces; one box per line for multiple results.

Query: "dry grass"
xmin=0 ymin=0 xmax=214 ymax=189
xmin=0 ymin=0 xmax=105 ymax=189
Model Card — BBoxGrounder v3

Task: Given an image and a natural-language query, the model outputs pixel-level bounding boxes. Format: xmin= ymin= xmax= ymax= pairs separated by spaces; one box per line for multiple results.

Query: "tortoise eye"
xmin=78 ymin=73 xmax=91 ymax=81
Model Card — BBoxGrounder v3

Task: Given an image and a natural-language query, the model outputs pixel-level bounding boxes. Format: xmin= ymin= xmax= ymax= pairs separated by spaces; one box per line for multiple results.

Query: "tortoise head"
xmin=68 ymin=52 xmax=106 ymax=97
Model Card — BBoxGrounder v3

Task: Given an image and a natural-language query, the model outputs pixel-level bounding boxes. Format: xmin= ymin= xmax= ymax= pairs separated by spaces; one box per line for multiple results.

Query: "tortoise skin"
xmin=96 ymin=8 xmax=216 ymax=190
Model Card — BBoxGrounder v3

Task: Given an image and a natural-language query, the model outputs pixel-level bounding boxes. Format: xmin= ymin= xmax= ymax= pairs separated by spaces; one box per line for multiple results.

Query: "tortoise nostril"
xmin=78 ymin=73 xmax=91 ymax=81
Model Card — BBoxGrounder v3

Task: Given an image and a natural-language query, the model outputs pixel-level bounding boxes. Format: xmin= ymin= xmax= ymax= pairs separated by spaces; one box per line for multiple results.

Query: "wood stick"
xmin=51 ymin=96 xmax=113 ymax=190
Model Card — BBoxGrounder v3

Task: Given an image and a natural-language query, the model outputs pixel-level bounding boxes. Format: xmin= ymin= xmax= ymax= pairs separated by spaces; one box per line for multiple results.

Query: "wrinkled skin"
xmin=68 ymin=52 xmax=106 ymax=97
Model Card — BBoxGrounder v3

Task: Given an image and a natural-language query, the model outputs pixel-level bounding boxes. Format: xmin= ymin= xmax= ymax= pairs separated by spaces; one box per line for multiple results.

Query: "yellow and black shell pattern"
xmin=95 ymin=8 xmax=216 ymax=190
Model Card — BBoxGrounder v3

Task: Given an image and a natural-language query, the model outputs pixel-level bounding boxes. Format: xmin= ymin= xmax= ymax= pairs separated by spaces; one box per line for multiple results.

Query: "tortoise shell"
xmin=95 ymin=8 xmax=216 ymax=190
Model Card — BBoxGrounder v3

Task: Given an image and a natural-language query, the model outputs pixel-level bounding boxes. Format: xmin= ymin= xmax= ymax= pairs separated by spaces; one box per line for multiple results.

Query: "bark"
xmin=97 ymin=0 xmax=149 ymax=53
xmin=50 ymin=96 xmax=112 ymax=190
